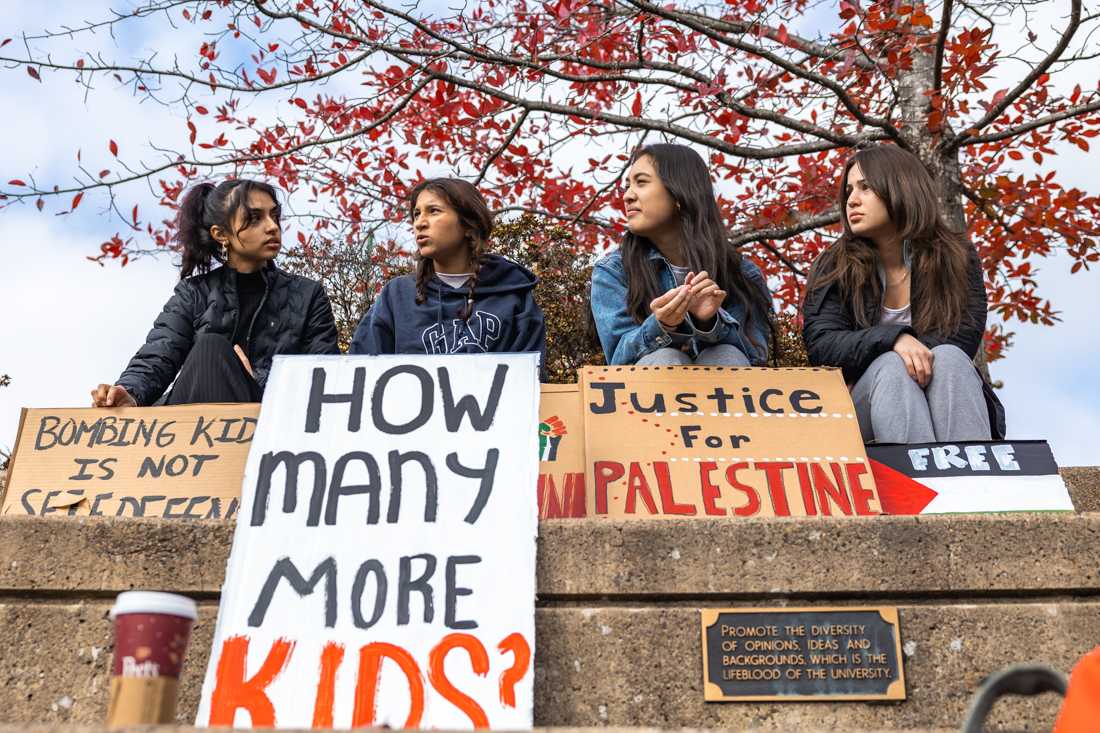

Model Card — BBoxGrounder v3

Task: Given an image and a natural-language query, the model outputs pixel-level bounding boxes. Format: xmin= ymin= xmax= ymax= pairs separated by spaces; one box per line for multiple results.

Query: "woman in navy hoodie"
xmin=351 ymin=178 xmax=546 ymax=363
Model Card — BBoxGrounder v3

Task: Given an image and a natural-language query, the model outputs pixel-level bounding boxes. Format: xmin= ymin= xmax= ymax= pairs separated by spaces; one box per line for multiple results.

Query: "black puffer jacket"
xmin=802 ymin=244 xmax=1006 ymax=439
xmin=117 ymin=263 xmax=339 ymax=405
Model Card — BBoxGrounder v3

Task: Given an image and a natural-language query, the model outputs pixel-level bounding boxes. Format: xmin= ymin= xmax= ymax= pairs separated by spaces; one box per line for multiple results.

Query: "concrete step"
xmin=1062 ymin=465 xmax=1100 ymax=511
xmin=0 ymin=721 xmax=954 ymax=726
xmin=0 ymin=514 xmax=1092 ymax=731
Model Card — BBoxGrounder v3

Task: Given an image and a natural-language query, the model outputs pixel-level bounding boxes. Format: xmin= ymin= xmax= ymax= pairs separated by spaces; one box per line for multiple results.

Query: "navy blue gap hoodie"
xmin=350 ymin=254 xmax=546 ymax=367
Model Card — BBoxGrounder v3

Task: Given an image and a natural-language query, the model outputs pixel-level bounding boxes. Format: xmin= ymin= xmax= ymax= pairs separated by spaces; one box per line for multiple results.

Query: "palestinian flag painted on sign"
xmin=867 ymin=440 xmax=1073 ymax=515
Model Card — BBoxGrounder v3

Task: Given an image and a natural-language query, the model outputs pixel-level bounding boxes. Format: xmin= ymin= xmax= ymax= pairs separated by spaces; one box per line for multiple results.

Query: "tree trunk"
xmin=896 ymin=46 xmax=992 ymax=379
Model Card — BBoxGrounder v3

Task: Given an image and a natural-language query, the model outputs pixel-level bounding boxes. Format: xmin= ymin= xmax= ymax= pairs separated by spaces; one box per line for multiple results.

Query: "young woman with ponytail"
xmin=350 ymin=178 xmax=545 ymax=363
xmin=590 ymin=143 xmax=774 ymax=366
xmin=802 ymin=144 xmax=1005 ymax=443
xmin=90 ymin=179 xmax=338 ymax=407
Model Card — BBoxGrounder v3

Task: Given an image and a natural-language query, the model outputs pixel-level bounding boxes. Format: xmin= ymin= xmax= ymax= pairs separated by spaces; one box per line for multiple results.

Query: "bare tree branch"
xmin=475 ymin=110 xmax=529 ymax=186
xmin=729 ymin=210 xmax=842 ymax=276
xmin=623 ymin=0 xmax=898 ymax=136
xmin=947 ymin=0 xmax=1083 ymax=151
xmin=959 ymin=97 xmax=1100 ymax=146
xmin=932 ymin=0 xmax=955 ymax=96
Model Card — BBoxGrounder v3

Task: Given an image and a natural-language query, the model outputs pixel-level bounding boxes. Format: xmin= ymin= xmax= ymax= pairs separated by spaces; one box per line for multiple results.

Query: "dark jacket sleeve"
xmin=116 ymin=280 xmax=199 ymax=406
xmin=350 ymin=284 xmax=396 ymax=355
xmin=916 ymin=245 xmax=987 ymax=359
xmin=508 ymin=291 xmax=547 ymax=379
xmin=302 ymin=284 xmax=340 ymax=354
xmin=801 ymin=280 xmax=915 ymax=383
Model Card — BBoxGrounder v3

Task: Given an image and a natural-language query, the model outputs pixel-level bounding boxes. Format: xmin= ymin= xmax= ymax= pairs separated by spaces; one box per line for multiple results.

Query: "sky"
xmin=0 ymin=1 xmax=1097 ymax=466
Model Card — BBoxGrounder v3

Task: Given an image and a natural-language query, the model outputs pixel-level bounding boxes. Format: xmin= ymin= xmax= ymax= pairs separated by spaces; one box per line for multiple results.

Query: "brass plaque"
xmin=701 ymin=607 xmax=906 ymax=702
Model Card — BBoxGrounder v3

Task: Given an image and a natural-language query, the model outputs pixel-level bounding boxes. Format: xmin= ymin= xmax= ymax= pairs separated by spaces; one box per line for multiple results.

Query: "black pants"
xmin=165 ymin=333 xmax=262 ymax=405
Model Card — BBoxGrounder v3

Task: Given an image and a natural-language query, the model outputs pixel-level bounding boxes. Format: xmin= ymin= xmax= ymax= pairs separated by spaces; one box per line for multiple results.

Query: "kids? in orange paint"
xmin=207 ymin=631 xmax=531 ymax=728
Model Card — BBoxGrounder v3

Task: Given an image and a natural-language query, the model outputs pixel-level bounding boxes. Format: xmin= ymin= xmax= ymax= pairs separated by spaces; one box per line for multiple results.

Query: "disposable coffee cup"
xmin=106 ymin=591 xmax=198 ymax=727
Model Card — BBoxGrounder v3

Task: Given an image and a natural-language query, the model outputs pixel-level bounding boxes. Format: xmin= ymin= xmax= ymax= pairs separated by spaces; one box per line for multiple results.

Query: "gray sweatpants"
xmin=851 ymin=344 xmax=991 ymax=443
xmin=638 ymin=344 xmax=750 ymax=366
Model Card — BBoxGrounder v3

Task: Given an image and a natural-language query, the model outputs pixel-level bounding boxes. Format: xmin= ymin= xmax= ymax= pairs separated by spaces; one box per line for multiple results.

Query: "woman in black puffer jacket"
xmin=90 ymin=179 xmax=338 ymax=407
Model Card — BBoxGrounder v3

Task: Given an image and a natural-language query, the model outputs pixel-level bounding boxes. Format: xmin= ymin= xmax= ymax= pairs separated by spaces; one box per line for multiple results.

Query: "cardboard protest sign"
xmin=868 ymin=440 xmax=1073 ymax=514
xmin=1 ymin=405 xmax=258 ymax=520
xmin=537 ymin=383 xmax=585 ymax=519
xmin=580 ymin=366 xmax=879 ymax=518
xmin=197 ymin=353 xmax=540 ymax=729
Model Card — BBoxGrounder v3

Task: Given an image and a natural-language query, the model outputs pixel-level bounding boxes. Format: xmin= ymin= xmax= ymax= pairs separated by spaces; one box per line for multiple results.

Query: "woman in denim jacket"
xmin=591 ymin=143 xmax=774 ymax=366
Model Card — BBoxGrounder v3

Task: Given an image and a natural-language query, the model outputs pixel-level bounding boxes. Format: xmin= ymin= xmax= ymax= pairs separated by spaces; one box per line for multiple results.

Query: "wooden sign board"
xmin=538 ymin=383 xmax=586 ymax=519
xmin=700 ymin=607 xmax=906 ymax=701
xmin=1 ymin=405 xmax=259 ymax=520
xmin=580 ymin=366 xmax=878 ymax=519
xmin=197 ymin=353 xmax=539 ymax=729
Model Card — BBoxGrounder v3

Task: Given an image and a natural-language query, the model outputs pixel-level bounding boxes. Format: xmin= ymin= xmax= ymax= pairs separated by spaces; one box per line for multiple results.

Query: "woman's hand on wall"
xmin=90 ymin=384 xmax=137 ymax=408
xmin=892 ymin=333 xmax=934 ymax=387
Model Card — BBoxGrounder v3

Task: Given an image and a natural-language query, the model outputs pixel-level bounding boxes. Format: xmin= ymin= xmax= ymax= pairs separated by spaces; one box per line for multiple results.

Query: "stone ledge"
xmin=0 ymin=601 xmax=1082 ymax=730
xmin=1062 ymin=466 xmax=1100 ymax=512
xmin=1 ymin=513 xmax=1098 ymax=598
xmin=0 ymin=728 xmax=957 ymax=733
xmin=0 ymin=721 xmax=954 ymax=726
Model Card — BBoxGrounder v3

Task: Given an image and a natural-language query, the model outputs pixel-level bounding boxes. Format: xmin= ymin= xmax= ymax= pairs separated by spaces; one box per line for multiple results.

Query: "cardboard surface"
xmin=196 ymin=353 xmax=539 ymax=729
xmin=579 ymin=366 xmax=878 ymax=518
xmin=2 ymin=405 xmax=259 ymax=520
xmin=537 ymin=384 xmax=586 ymax=519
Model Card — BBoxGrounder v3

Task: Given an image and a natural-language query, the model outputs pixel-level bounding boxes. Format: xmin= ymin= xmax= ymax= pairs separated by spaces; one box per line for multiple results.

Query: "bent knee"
xmin=931 ymin=344 xmax=974 ymax=371
xmin=868 ymin=351 xmax=908 ymax=378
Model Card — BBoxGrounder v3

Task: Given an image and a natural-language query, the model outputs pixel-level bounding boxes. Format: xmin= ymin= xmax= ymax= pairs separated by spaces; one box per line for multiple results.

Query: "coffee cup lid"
xmin=110 ymin=591 xmax=198 ymax=620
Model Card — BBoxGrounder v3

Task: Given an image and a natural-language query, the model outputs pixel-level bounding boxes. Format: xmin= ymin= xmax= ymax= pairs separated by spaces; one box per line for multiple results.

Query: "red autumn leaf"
xmin=776 ymin=24 xmax=789 ymax=45
xmin=76 ymin=59 xmax=85 ymax=69
xmin=631 ymin=91 xmax=642 ymax=117
xmin=98 ymin=169 xmax=110 ymax=178
xmin=1007 ymin=150 xmax=1024 ymax=160
xmin=71 ymin=192 xmax=84 ymax=210
xmin=7 ymin=179 xmax=26 ymax=186
xmin=187 ymin=121 xmax=197 ymax=144
xmin=27 ymin=67 xmax=41 ymax=81
xmin=0 ymin=38 xmax=11 ymax=48
xmin=257 ymin=66 xmax=277 ymax=85
xmin=132 ymin=205 xmax=139 ymax=226
xmin=109 ymin=140 xmax=119 ymax=156
xmin=195 ymin=105 xmax=209 ymax=115
xmin=35 ymin=198 xmax=43 ymax=211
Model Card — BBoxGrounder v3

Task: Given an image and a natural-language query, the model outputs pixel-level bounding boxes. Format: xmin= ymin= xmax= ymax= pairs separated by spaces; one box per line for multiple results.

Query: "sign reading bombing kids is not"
xmin=197 ymin=353 xmax=540 ymax=730
xmin=580 ymin=366 xmax=879 ymax=518
xmin=2 ymin=405 xmax=258 ymax=520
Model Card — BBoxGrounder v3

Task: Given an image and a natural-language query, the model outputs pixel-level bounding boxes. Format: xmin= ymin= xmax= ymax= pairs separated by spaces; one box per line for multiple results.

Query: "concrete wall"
xmin=1 ymin=502 xmax=1098 ymax=731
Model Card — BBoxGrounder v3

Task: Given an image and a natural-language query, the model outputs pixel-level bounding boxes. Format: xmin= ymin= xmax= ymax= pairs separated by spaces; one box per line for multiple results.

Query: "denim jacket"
xmin=590 ymin=246 xmax=772 ymax=365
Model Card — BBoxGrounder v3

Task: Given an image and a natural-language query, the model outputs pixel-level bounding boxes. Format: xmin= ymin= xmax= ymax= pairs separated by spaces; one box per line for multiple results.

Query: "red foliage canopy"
xmin=2 ymin=0 xmax=1098 ymax=359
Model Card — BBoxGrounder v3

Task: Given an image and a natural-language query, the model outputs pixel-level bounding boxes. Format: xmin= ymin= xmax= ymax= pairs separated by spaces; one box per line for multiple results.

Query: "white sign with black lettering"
xmin=196 ymin=353 xmax=540 ymax=729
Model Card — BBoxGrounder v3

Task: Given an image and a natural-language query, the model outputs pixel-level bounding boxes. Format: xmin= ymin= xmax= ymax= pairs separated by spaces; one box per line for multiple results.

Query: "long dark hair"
xmin=177 ymin=179 xmax=281 ymax=279
xmin=806 ymin=144 xmax=972 ymax=335
xmin=409 ymin=178 xmax=494 ymax=320
xmin=621 ymin=143 xmax=773 ymax=352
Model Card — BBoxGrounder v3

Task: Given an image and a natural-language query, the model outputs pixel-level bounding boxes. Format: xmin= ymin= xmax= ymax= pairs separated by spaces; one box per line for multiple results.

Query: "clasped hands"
xmin=649 ymin=270 xmax=726 ymax=332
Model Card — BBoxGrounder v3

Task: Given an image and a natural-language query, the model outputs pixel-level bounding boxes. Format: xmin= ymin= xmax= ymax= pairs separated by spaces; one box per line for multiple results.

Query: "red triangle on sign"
xmin=870 ymin=459 xmax=938 ymax=515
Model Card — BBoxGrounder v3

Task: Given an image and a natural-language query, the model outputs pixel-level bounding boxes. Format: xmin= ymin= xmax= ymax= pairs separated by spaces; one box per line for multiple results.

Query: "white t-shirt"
xmin=668 ymin=264 xmax=691 ymax=286
xmin=435 ymin=272 xmax=472 ymax=289
xmin=881 ymin=303 xmax=912 ymax=326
